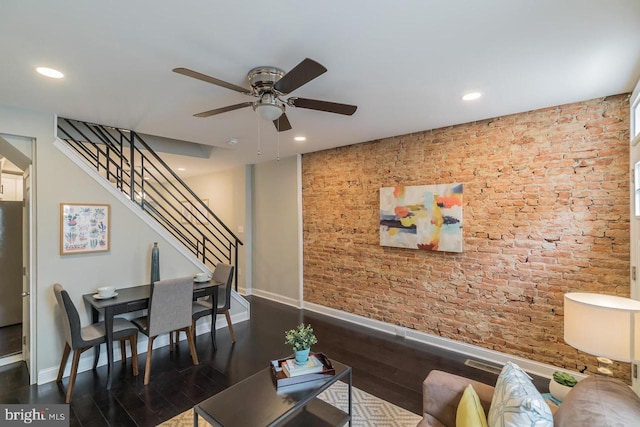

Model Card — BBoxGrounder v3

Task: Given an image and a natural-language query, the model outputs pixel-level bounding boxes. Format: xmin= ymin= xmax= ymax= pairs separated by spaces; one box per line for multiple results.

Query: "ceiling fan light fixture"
xmin=256 ymin=103 xmax=284 ymax=121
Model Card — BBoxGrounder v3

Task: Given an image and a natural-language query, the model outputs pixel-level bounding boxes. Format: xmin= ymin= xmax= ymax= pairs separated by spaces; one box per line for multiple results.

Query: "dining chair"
xmin=194 ymin=263 xmax=236 ymax=342
xmin=53 ymin=283 xmax=139 ymax=403
xmin=132 ymin=276 xmax=199 ymax=385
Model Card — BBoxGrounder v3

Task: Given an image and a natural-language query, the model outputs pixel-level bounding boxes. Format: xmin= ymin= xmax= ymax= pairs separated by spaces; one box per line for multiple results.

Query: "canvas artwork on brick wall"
xmin=380 ymin=183 xmax=463 ymax=252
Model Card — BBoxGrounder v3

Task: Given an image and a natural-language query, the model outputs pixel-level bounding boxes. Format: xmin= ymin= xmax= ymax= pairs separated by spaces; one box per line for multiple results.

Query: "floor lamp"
xmin=564 ymin=293 xmax=640 ymax=392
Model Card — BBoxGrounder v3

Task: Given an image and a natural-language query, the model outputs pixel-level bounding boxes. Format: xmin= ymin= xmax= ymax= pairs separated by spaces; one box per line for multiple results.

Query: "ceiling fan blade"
xmin=194 ymin=102 xmax=253 ymax=118
xmin=173 ymin=67 xmax=252 ymax=95
xmin=273 ymin=58 xmax=327 ymax=94
xmin=289 ymin=97 xmax=357 ymax=116
xmin=273 ymin=113 xmax=292 ymax=132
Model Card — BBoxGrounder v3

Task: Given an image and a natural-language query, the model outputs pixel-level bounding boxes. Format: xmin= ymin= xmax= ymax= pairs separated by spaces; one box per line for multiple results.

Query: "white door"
xmin=21 ymin=166 xmax=31 ymax=376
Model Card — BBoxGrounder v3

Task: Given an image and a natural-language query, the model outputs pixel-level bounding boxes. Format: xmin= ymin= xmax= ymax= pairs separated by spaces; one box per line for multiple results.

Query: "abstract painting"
xmin=380 ymin=183 xmax=463 ymax=252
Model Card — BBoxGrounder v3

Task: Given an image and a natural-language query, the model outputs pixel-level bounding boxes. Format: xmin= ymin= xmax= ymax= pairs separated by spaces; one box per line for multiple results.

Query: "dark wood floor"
xmin=0 ymin=323 xmax=22 ymax=357
xmin=0 ymin=296 xmax=548 ymax=426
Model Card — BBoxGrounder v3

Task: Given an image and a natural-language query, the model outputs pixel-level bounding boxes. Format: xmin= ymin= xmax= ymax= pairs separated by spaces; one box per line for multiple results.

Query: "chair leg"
xmin=144 ymin=337 xmax=154 ymax=385
xmin=175 ymin=330 xmax=182 ymax=347
xmin=130 ymin=334 xmax=139 ymax=376
xmin=120 ymin=340 xmax=127 ymax=365
xmin=224 ymin=310 xmax=236 ymax=343
xmin=93 ymin=345 xmax=100 ymax=369
xmin=185 ymin=327 xmax=199 ymax=366
xmin=169 ymin=330 xmax=174 ymax=352
xmin=65 ymin=347 xmax=85 ymax=404
xmin=57 ymin=343 xmax=71 ymax=382
xmin=191 ymin=319 xmax=197 ymax=348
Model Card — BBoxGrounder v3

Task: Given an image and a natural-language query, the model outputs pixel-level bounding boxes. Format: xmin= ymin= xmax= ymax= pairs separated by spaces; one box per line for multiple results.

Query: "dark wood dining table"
xmin=83 ymin=280 xmax=222 ymax=389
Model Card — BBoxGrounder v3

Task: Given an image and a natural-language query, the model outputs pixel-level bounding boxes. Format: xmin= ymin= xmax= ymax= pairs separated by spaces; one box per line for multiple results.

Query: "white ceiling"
xmin=1 ymin=1 xmax=640 ymax=177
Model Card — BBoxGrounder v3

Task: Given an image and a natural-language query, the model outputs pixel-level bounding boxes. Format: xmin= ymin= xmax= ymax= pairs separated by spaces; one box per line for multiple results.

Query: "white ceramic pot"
xmin=549 ymin=379 xmax=573 ymax=402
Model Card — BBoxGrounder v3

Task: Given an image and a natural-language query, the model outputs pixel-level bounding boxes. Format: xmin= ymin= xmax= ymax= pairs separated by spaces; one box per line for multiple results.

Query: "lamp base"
xmin=597 ymin=367 xmax=613 ymax=376
xmin=597 ymin=357 xmax=614 ymax=377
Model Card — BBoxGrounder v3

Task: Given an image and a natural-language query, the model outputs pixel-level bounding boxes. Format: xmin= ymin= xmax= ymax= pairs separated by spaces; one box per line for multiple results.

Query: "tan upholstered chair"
xmin=132 ymin=276 xmax=199 ymax=385
xmin=53 ymin=283 xmax=139 ymax=403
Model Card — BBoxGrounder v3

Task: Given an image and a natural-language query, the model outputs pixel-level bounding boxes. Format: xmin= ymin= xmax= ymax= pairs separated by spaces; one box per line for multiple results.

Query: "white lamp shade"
xmin=256 ymin=103 xmax=283 ymax=121
xmin=564 ymin=293 xmax=640 ymax=362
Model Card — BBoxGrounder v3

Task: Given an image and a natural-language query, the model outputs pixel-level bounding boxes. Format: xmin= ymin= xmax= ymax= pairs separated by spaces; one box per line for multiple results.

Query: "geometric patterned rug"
xmin=159 ymin=380 xmax=422 ymax=426
xmin=317 ymin=381 xmax=422 ymax=427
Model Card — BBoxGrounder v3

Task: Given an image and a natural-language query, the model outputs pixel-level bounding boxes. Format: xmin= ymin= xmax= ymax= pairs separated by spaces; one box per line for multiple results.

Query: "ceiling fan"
xmin=173 ymin=58 xmax=357 ymax=132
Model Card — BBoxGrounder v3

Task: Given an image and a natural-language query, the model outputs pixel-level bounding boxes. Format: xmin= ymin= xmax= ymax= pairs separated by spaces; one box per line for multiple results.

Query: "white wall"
xmin=182 ymin=166 xmax=248 ymax=290
xmin=0 ymin=104 xmax=208 ymax=382
xmin=251 ymin=156 xmax=301 ymax=303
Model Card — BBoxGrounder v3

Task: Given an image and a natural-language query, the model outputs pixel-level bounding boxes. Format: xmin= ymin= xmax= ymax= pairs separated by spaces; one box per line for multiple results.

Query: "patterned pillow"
xmin=487 ymin=362 xmax=553 ymax=427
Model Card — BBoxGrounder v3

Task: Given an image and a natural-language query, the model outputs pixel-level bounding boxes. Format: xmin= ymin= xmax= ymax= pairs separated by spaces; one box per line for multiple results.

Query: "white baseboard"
xmin=249 ymin=288 xmax=302 ymax=309
xmin=37 ymin=310 xmax=250 ymax=385
xmin=301 ymin=300 xmax=587 ymax=382
xmin=0 ymin=353 xmax=24 ymax=368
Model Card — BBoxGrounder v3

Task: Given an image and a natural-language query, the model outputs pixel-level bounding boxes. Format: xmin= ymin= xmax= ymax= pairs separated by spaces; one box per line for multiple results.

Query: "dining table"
xmin=83 ymin=279 xmax=222 ymax=389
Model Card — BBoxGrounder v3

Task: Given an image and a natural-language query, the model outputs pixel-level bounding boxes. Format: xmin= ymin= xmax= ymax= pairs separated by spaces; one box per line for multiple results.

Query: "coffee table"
xmin=193 ymin=359 xmax=352 ymax=426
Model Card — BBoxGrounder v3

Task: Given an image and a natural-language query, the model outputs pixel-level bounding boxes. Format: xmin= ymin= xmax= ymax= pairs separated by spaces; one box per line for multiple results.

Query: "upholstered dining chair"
xmin=193 ymin=263 xmax=236 ymax=343
xmin=132 ymin=276 xmax=199 ymax=385
xmin=53 ymin=283 xmax=139 ymax=403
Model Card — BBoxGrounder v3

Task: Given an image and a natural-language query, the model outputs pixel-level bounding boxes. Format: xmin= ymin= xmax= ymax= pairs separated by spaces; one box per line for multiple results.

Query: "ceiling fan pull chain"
xmin=257 ymin=113 xmax=261 ymax=156
xmin=277 ymin=122 xmax=280 ymax=161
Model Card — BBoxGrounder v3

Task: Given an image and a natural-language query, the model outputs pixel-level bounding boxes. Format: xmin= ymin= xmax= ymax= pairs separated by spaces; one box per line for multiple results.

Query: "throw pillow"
xmin=457 ymin=384 xmax=488 ymax=427
xmin=488 ymin=361 xmax=553 ymax=427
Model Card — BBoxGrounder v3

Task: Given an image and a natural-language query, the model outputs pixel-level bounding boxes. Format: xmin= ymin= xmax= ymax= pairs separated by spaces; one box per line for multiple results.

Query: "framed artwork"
xmin=60 ymin=203 xmax=110 ymax=255
xmin=180 ymin=200 xmax=192 ymax=224
xmin=380 ymin=183 xmax=463 ymax=253
xmin=181 ymin=199 xmax=209 ymax=224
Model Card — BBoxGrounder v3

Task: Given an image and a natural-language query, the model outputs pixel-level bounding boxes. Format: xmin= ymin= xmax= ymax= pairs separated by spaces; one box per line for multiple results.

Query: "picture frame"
xmin=180 ymin=200 xmax=192 ymax=224
xmin=380 ymin=183 xmax=463 ymax=253
xmin=181 ymin=199 xmax=209 ymax=224
xmin=60 ymin=203 xmax=110 ymax=255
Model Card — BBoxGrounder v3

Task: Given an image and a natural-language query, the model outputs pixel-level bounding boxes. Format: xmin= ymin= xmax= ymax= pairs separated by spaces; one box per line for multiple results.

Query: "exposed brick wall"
xmin=302 ymin=94 xmax=631 ymax=380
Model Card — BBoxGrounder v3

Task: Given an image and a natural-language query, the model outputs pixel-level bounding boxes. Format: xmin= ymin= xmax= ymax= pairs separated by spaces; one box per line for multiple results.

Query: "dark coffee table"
xmin=193 ymin=359 xmax=352 ymax=426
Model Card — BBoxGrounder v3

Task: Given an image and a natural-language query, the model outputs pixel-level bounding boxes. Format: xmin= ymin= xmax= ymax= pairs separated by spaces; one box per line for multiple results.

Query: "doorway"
xmin=0 ymin=135 xmax=34 ymax=383
xmin=0 ymin=169 xmax=23 ymax=358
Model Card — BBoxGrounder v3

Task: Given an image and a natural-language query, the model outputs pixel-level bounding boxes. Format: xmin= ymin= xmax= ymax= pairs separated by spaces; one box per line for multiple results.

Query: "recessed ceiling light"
xmin=176 ymin=167 xmax=186 ymax=171
xmin=36 ymin=67 xmax=64 ymax=79
xmin=227 ymin=138 xmax=238 ymax=145
xmin=294 ymin=136 xmax=306 ymax=142
xmin=462 ymin=92 xmax=482 ymax=101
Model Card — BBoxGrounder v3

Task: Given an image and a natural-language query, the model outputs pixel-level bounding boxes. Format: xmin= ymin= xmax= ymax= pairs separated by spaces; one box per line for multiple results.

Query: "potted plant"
xmin=284 ymin=323 xmax=318 ymax=365
xmin=549 ymin=371 xmax=577 ymax=402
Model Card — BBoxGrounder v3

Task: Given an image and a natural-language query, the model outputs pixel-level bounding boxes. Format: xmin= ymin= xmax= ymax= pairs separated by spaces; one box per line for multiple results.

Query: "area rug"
xmin=160 ymin=380 xmax=421 ymax=426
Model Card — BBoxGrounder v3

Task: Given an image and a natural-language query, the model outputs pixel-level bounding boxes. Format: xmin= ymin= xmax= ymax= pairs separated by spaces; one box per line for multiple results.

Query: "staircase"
xmin=56 ymin=117 xmax=243 ymax=290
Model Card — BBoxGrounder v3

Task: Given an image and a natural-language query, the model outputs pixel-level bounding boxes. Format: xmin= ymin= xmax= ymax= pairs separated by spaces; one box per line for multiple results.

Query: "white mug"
xmin=97 ymin=286 xmax=116 ymax=298
xmin=194 ymin=272 xmax=210 ymax=282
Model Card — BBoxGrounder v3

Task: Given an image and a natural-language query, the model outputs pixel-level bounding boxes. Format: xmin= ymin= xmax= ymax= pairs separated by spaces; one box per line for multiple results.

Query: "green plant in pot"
xmin=549 ymin=371 xmax=577 ymax=402
xmin=285 ymin=323 xmax=318 ymax=365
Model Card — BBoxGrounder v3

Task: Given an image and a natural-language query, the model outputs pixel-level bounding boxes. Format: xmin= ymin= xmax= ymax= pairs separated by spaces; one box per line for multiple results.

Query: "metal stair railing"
xmin=56 ymin=117 xmax=243 ymax=290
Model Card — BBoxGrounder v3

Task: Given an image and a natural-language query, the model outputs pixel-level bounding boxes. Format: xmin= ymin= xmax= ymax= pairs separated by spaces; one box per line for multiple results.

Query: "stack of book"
xmin=270 ymin=352 xmax=336 ymax=388
xmin=282 ymin=355 xmax=324 ymax=377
